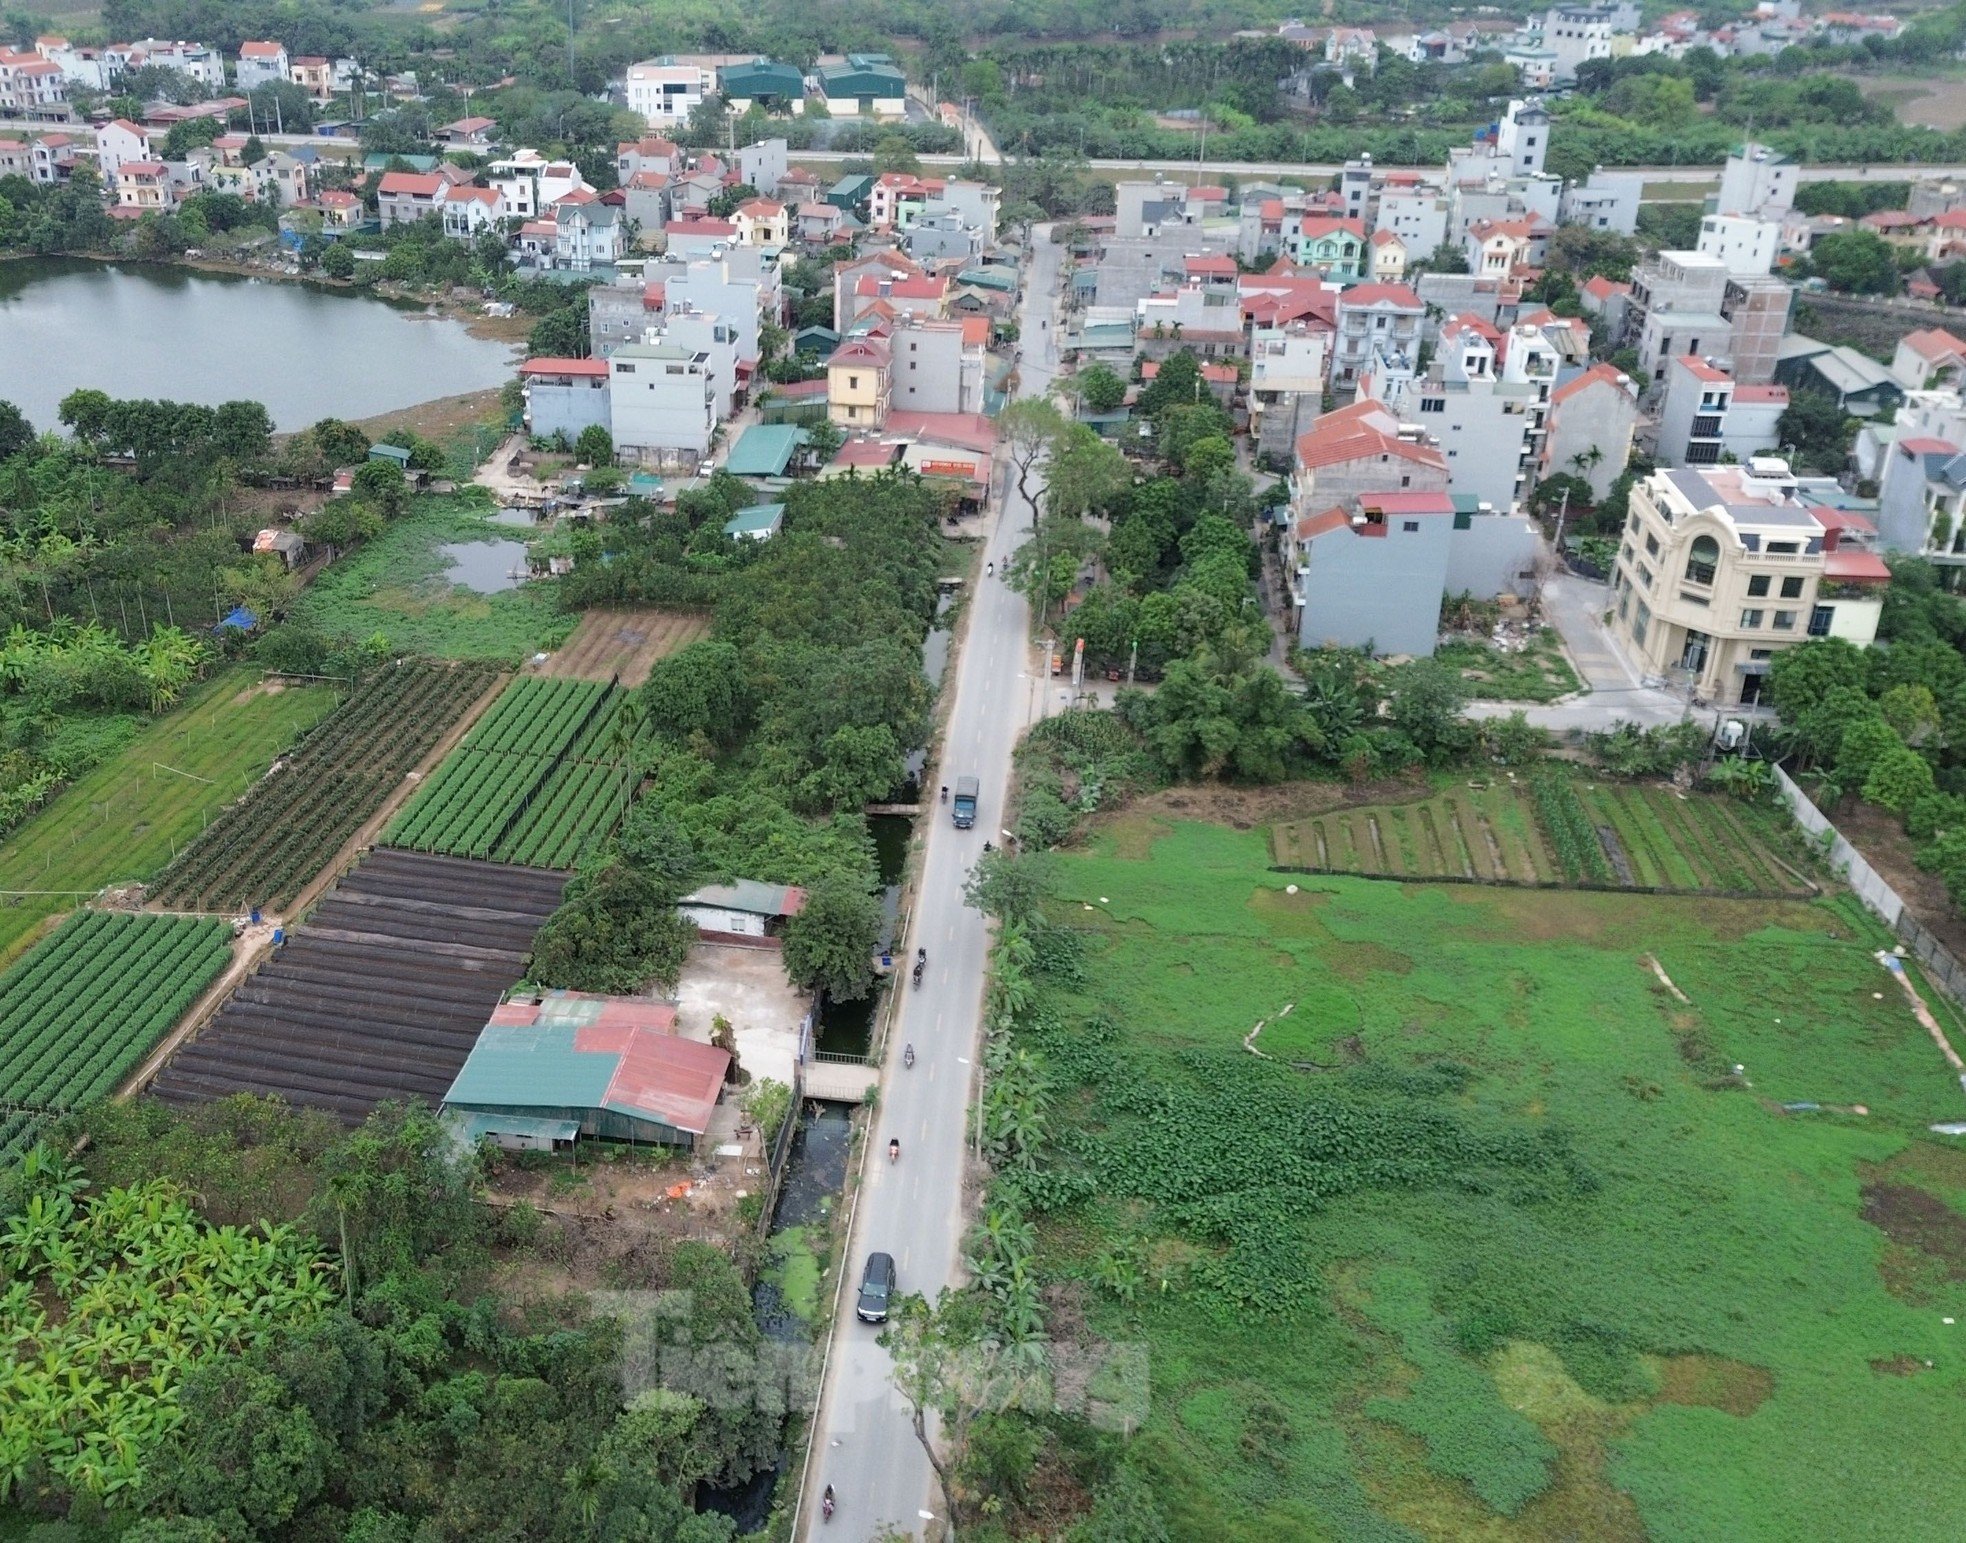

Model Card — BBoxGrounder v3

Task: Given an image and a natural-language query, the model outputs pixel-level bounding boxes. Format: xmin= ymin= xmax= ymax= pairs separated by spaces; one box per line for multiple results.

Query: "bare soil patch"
xmin=1128 ymin=771 xmax=1431 ymax=831
xmin=351 ymin=387 xmax=507 ymax=449
xmin=1651 ymin=1354 xmax=1774 ymax=1418
xmin=542 ymin=607 xmax=712 ymax=686
xmin=1860 ymin=1181 xmax=1966 ymax=1283
xmin=1828 ymin=797 xmax=1966 ymax=961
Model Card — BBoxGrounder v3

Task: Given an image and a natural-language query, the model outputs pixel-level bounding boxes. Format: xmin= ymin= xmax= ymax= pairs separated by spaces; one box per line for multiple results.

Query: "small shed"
xmin=252 ymin=528 xmax=308 ymax=570
xmin=723 ymin=503 xmax=785 ymax=541
xmin=442 ymin=991 xmax=729 ymax=1151
xmin=368 ymin=443 xmax=413 ymax=468
xmin=680 ymin=879 xmax=806 ymax=941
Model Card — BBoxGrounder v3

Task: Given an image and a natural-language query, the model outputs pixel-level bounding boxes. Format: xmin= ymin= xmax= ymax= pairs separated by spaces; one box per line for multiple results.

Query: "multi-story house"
xmin=488 ymin=150 xmax=588 ymax=220
xmin=1249 ymin=321 xmax=1332 ymax=463
xmin=1288 ymin=216 xmax=1366 ymax=279
xmin=521 ymin=356 xmax=612 ymax=441
xmin=1559 ymin=169 xmax=1642 ymax=234
xmin=1463 ymin=214 xmax=1551 ymax=280
xmin=1627 ymin=249 xmax=1732 ymax=387
xmin=234 ymin=40 xmax=289 ymax=92
xmin=730 ymin=198 xmax=788 ymax=247
xmin=377 ymin=170 xmax=450 ymax=228
xmin=289 ymin=56 xmax=334 ymax=98
xmin=115 ymin=159 xmax=177 ymax=214
xmin=887 ymin=315 xmax=987 ymax=416
xmin=1541 ymin=3 xmax=1621 ymax=78
xmin=617 ymin=135 xmax=680 ymax=184
xmin=1373 ymin=180 xmax=1451 ymax=263
xmin=94 ymin=118 xmax=152 ymax=188
xmin=0 ymin=49 xmax=68 ymax=119
xmin=1609 ymin=461 xmax=1888 ymax=703
xmin=624 ymin=58 xmax=711 ymax=125
xmin=608 ymin=341 xmax=717 ymax=464
xmin=1332 ymin=283 xmax=1424 ymax=388
xmin=30 ymin=132 xmax=81 ymax=183
xmin=555 ymin=202 xmax=622 ymax=270
xmin=1697 ymin=212 xmax=1780 ymax=276
xmin=1541 ymin=362 xmax=1639 ymax=501
xmin=1874 ymin=389 xmax=1966 ymax=558
xmin=441 ymin=184 xmax=507 ymax=239
xmin=827 ymin=335 xmax=892 ymax=428
xmin=1716 ymin=142 xmax=1796 ymax=220
xmin=1367 ymin=229 xmax=1407 ymax=281
xmin=1890 ymin=327 xmax=1966 ymax=393
xmin=1653 ymin=356 xmax=1785 ymax=467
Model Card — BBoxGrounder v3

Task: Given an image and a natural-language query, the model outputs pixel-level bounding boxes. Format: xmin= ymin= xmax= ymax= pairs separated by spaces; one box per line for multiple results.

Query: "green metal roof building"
xmin=723 ymin=504 xmax=785 ymax=540
xmin=442 ymin=991 xmax=730 ymax=1151
xmin=815 ymin=54 xmax=906 ymax=107
xmin=825 ymin=174 xmax=873 ymax=213
xmin=718 ymin=58 xmax=806 ymax=107
xmin=723 ymin=424 xmax=810 ymax=479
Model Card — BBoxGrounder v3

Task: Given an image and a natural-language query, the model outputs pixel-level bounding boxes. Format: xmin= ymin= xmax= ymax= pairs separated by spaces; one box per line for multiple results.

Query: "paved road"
xmin=1466 ymin=572 xmax=1718 ymax=732
xmin=0 ymin=117 xmax=1956 ymax=184
xmin=801 ymin=233 xmax=1064 ymax=1539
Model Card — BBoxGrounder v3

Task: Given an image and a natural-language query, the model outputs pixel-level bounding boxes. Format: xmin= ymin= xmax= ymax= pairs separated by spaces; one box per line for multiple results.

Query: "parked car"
xmin=856 ymin=1251 xmax=896 ymax=1323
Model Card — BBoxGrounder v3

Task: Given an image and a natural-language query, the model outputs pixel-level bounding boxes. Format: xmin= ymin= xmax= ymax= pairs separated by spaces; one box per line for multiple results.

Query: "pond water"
xmin=439 ymin=538 xmax=530 ymax=593
xmin=0 ymin=256 xmax=519 ymax=432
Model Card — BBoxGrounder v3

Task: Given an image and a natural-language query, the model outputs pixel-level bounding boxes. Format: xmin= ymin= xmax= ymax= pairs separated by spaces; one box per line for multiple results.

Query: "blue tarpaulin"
xmin=215 ymin=606 xmax=257 ymax=633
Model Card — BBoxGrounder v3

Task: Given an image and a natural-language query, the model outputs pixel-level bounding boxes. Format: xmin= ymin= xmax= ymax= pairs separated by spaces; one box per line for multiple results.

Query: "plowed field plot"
xmin=0 ymin=912 xmax=231 ymax=1164
xmin=1271 ymin=779 xmax=1814 ymax=896
xmin=148 ymin=849 xmax=566 ymax=1124
xmin=150 ymin=660 xmax=500 ymax=913
xmin=542 ymin=607 xmax=709 ymax=686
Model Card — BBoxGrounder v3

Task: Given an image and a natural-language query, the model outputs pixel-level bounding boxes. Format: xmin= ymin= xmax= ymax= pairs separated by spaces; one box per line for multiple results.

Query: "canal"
xmin=0 ymin=256 xmax=518 ymax=432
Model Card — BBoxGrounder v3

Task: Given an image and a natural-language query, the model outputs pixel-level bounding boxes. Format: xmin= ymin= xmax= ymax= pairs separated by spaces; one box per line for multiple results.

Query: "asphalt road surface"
xmin=799 ymin=232 xmax=1064 ymax=1539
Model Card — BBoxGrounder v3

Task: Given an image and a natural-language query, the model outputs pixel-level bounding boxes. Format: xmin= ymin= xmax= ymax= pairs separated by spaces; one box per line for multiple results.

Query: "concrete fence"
xmin=1771 ymin=764 xmax=1966 ymax=1009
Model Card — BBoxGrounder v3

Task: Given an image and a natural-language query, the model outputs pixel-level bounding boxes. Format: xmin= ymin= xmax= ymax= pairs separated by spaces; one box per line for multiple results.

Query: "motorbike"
xmin=822 ymin=1485 xmax=836 ymax=1521
xmin=904 ymin=1043 xmax=916 ymax=1069
xmin=888 ymin=1138 xmax=900 ymax=1163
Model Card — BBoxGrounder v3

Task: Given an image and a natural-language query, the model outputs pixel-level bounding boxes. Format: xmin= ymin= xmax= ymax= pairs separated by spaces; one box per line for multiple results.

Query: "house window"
xmin=1402 ymin=521 xmax=1420 ymax=533
xmin=849 ymin=375 xmax=860 ymax=389
xmin=1768 ymin=541 xmax=1798 ymax=554
xmin=1645 ymin=533 xmax=1659 ymax=558
xmin=1808 ymin=604 xmax=1834 ymax=637
xmin=1685 ymin=535 xmax=1719 ymax=586
xmin=1747 ymin=574 xmax=1770 ymax=597
xmin=1454 ymin=510 xmax=1472 ymax=531
xmin=1740 ymin=608 xmax=1763 ymax=628
xmin=1750 ymin=649 xmax=1774 ymax=660
xmin=1420 ymin=398 xmax=1444 ymax=413
xmin=1780 ymin=575 xmax=1804 ymax=598
xmin=1773 ymin=610 xmax=1796 ymax=631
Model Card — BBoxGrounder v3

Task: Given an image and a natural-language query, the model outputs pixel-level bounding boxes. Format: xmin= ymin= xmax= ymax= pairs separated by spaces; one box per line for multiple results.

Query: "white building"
xmin=1250 ymin=321 xmax=1332 ymax=462
xmin=1559 ymin=169 xmax=1642 ymax=235
xmin=1543 ymin=362 xmax=1639 ymax=501
xmin=93 ymin=117 xmax=151 ymax=187
xmin=888 ymin=315 xmax=987 ymax=416
xmin=609 ymin=341 xmax=717 ymax=464
xmin=1716 ymin=142 xmax=1796 ymax=220
xmin=1333 ymin=283 xmax=1426 ymax=388
xmin=1541 ymin=4 xmax=1620 ymax=78
xmin=1654 ymin=356 xmax=1787 ymax=467
xmin=489 ymin=150 xmax=589 ymax=220
xmin=625 ymin=58 xmax=712 ymax=126
xmin=1696 ymin=212 xmax=1781 ymax=276
xmin=1374 ymin=180 xmax=1451 ymax=259
xmin=234 ymin=40 xmax=289 ymax=92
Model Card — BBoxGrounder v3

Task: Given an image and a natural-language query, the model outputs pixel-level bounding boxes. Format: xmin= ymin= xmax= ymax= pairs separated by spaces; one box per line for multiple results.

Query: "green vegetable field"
xmin=1270 ymin=776 xmax=1815 ymax=896
xmin=149 ymin=659 xmax=501 ymax=912
xmin=1019 ymin=817 xmax=1966 ymax=1541
xmin=0 ymin=912 xmax=231 ymax=1162
xmin=0 ymin=671 xmax=337 ymax=964
xmin=386 ymin=676 xmax=641 ymax=868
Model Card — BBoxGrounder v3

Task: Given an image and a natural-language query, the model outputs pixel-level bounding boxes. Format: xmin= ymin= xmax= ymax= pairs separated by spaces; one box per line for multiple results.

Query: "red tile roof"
xmin=522 ymin=357 xmax=609 ymax=377
xmin=1295 ymin=426 xmax=1447 ymax=473
xmin=1339 ymin=283 xmax=1423 ymax=310
xmin=379 ymin=171 xmax=448 ymax=197
xmin=1902 ymin=326 xmax=1966 ymax=363
xmin=1549 ymin=361 xmax=1633 ymax=407
xmin=1897 ymin=435 xmax=1959 ymax=455
xmin=1676 ymin=355 xmax=1731 ymax=384
xmin=1823 ymin=549 xmax=1892 ymax=583
xmin=886 ymin=410 xmax=996 ymax=452
xmin=1142 ymin=360 xmax=1238 ymax=384
xmin=1732 ymin=385 xmax=1788 ymax=404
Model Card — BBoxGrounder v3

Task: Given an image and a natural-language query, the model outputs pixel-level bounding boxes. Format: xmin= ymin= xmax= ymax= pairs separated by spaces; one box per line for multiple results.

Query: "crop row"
xmin=150 ymin=661 xmax=498 ymax=911
xmin=1530 ymin=770 xmax=1615 ymax=884
xmin=0 ymin=913 xmax=231 ymax=1152
xmin=495 ymin=758 xmax=637 ymax=869
xmin=467 ymin=677 xmax=609 ymax=758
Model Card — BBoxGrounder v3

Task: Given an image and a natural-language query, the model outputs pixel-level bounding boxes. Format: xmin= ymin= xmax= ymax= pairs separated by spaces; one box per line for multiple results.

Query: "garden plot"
xmin=1271 ymin=778 xmax=1814 ymax=897
xmin=542 ymin=607 xmax=710 ymax=686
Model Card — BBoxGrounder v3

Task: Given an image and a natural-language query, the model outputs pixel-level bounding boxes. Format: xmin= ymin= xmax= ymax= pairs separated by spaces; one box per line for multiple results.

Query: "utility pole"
xmin=567 ymin=0 xmax=576 ymax=89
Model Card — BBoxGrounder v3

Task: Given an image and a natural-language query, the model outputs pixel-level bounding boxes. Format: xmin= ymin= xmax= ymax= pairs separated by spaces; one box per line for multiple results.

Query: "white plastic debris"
xmin=1286 ymin=884 xmax=1299 ymax=895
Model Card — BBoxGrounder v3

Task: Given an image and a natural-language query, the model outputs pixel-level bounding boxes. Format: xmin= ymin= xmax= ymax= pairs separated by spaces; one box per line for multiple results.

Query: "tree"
xmin=320 ymin=242 xmax=355 ymax=280
xmin=213 ymin=400 xmax=274 ymax=464
xmin=529 ymin=860 xmax=697 ymax=993
xmin=527 ymin=301 xmax=590 ymax=359
xmin=57 ymin=387 xmax=113 ymax=443
xmin=616 ymin=802 xmax=701 ymax=888
xmin=139 ymin=1365 xmax=330 ymax=1536
xmin=638 ymin=638 xmax=750 ymax=746
xmin=1767 ymin=636 xmax=1868 ymax=721
xmin=1777 ymin=390 xmax=1855 ymax=474
xmin=780 ymin=870 xmax=883 ymax=1000
xmin=311 ymin=417 xmax=370 ymax=468
xmin=1836 ymin=715 xmax=1904 ymax=788
xmin=574 ymin=423 xmax=614 ymax=466
xmin=1806 ymin=228 xmax=1901 ymax=295
xmin=1384 ymin=658 xmax=1474 ymax=762
xmin=351 ymin=458 xmax=408 ymax=517
xmin=1864 ymin=743 xmax=1937 ymax=813
xmin=1071 ymin=363 xmax=1127 ymax=415
xmin=0 ymin=398 xmax=33 ymax=460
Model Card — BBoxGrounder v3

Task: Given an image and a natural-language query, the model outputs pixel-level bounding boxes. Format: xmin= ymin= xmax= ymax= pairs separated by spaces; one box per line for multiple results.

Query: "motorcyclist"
xmin=904 ymin=1043 xmax=915 ymax=1068
xmin=940 ymin=784 xmax=948 ymax=803
xmin=986 ymin=560 xmax=994 ymax=576
xmin=888 ymin=1138 xmax=900 ymax=1162
xmin=822 ymin=1484 xmax=836 ymax=1520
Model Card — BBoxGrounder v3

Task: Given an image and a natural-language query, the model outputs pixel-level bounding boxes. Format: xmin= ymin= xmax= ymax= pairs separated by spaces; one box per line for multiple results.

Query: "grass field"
xmin=288 ymin=493 xmax=577 ymax=662
xmin=1435 ymin=633 xmax=1582 ymax=704
xmin=0 ymin=673 xmax=336 ymax=963
xmin=1020 ymin=816 xmax=1966 ymax=1541
xmin=541 ymin=606 xmax=711 ymax=686
xmin=1269 ymin=778 xmax=1815 ymax=895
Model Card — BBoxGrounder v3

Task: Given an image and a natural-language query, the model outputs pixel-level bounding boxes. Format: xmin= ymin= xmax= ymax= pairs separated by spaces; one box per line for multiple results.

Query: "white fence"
xmin=1772 ymin=764 xmax=1966 ymax=1009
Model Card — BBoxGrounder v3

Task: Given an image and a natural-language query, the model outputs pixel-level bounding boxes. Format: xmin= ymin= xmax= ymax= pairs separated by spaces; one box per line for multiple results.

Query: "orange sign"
xmin=920 ymin=458 xmax=975 ymax=475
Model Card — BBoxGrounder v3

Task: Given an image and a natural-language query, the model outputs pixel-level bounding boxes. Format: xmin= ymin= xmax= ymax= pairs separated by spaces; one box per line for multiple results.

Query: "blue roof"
xmin=723 ymin=504 xmax=785 ymax=537
xmin=724 ymin=424 xmax=810 ymax=478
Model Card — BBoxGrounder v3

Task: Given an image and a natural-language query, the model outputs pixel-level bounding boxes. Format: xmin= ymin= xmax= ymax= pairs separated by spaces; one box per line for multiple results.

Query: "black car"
xmin=856 ymin=1251 xmax=896 ymax=1324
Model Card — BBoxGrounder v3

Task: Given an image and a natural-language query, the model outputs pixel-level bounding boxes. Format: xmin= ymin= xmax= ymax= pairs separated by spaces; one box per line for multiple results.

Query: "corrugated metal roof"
xmin=683 ymin=879 xmax=806 ymax=916
xmin=725 ymin=424 xmax=810 ymax=477
xmin=447 ymin=1022 xmax=615 ymax=1107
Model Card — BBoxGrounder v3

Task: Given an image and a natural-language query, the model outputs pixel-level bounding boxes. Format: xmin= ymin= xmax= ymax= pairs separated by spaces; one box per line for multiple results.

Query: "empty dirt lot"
xmin=541 ymin=607 xmax=710 ymax=686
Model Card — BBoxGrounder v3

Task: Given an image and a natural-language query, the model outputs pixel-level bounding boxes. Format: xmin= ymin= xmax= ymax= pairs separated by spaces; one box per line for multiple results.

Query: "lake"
xmin=0 ymin=256 xmax=520 ymax=432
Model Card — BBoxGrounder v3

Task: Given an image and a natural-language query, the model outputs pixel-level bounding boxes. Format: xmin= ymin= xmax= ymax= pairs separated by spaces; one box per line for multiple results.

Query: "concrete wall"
xmin=527 ymin=380 xmax=611 ymax=442
xmin=1298 ymin=518 xmax=1451 ymax=656
xmin=1445 ymin=513 xmax=1541 ymax=598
